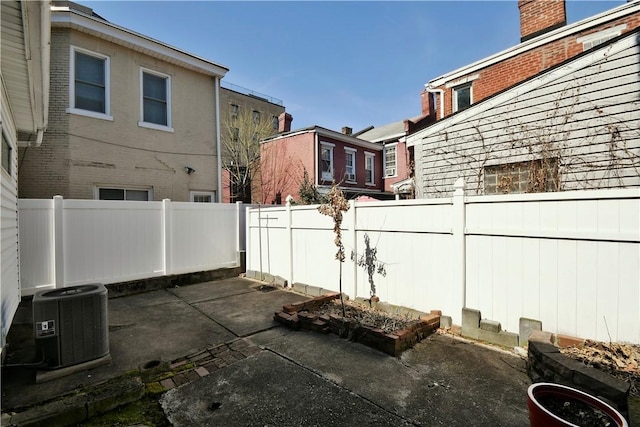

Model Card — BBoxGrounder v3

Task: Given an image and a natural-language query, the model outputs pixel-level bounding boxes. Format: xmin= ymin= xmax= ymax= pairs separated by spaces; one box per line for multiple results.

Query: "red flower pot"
xmin=527 ymin=382 xmax=628 ymax=427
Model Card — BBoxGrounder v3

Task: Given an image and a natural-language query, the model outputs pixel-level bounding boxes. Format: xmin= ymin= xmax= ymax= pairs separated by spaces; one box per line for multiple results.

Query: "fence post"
xmin=349 ymin=199 xmax=357 ymax=299
xmin=453 ymin=178 xmax=466 ymax=310
xmin=236 ymin=201 xmax=244 ymax=271
xmin=53 ymin=195 xmax=65 ymax=289
xmin=286 ymin=195 xmax=293 ymax=288
xmin=162 ymin=199 xmax=172 ymax=275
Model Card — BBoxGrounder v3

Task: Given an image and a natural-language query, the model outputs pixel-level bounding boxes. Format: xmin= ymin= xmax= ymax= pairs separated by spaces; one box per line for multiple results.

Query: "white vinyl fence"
xmin=19 ymin=197 xmax=244 ymax=295
xmin=246 ymin=180 xmax=640 ymax=344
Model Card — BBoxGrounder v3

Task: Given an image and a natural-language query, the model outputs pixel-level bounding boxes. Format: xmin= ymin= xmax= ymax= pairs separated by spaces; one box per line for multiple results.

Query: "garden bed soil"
xmin=274 ymin=293 xmax=440 ymax=357
xmin=561 ymin=340 xmax=640 ymax=398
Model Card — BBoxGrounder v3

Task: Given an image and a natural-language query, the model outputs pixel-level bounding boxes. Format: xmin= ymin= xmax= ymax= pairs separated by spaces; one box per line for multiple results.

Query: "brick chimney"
xmin=518 ymin=0 xmax=566 ymax=42
xmin=278 ymin=112 xmax=292 ymax=133
xmin=420 ymin=89 xmax=435 ymax=118
xmin=341 ymin=126 xmax=352 ymax=135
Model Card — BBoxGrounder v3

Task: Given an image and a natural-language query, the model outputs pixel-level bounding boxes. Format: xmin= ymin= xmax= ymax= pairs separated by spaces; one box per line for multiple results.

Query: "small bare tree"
xmin=318 ymin=182 xmax=349 ymax=316
xmin=221 ymin=107 xmax=275 ymax=203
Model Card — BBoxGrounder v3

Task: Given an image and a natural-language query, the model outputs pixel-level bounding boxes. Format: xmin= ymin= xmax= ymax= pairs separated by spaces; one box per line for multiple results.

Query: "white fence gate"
xmin=246 ymin=181 xmax=640 ymax=344
xmin=19 ymin=197 xmax=244 ymax=295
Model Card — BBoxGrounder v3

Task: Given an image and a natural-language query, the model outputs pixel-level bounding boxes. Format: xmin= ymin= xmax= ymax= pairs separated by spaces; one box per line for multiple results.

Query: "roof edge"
xmin=427 ymin=0 xmax=639 ymax=88
xmin=51 ymin=5 xmax=229 ymax=77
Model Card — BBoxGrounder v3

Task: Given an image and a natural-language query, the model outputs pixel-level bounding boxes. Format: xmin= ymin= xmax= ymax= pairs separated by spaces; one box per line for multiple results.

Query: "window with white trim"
xmin=139 ymin=68 xmax=172 ymax=130
xmin=453 ymin=83 xmax=472 ymax=112
xmin=384 ymin=145 xmax=397 ymax=177
xmin=97 ymin=187 xmax=151 ymax=201
xmin=190 ymin=191 xmax=216 ymax=203
xmin=365 ymin=152 xmax=375 ymax=185
xmin=321 ymin=143 xmax=334 ymax=181
xmin=344 ymin=148 xmax=356 ymax=182
xmin=69 ymin=46 xmax=111 ymax=119
xmin=2 ymin=132 xmax=12 ymax=176
xmin=252 ymin=110 xmax=260 ymax=124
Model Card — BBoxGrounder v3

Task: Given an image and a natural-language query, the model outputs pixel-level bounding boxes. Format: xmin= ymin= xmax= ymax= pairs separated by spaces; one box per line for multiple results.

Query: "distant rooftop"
xmin=221 ymin=81 xmax=284 ymax=106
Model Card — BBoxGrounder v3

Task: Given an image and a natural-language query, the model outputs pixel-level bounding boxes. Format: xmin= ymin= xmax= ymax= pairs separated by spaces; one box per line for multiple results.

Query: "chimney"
xmin=278 ymin=112 xmax=292 ymax=133
xmin=420 ymin=89 xmax=435 ymax=118
xmin=518 ymin=0 xmax=566 ymax=42
xmin=341 ymin=126 xmax=353 ymax=135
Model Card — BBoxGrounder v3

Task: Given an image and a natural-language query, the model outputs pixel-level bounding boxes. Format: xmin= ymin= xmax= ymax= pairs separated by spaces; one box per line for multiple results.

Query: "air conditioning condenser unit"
xmin=33 ymin=283 xmax=109 ymax=369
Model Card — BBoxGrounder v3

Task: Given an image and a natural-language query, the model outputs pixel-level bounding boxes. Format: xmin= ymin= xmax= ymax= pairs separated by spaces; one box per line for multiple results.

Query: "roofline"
xmin=360 ymin=131 xmax=406 ymax=144
xmin=408 ymin=28 xmax=639 ymax=146
xmin=427 ymin=0 xmax=639 ymax=88
xmin=261 ymin=126 xmax=384 ymax=151
xmin=50 ymin=5 xmax=229 ymax=78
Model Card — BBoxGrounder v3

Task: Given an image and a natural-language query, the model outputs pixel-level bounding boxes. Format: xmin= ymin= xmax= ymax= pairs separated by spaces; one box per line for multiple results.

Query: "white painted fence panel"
xmin=169 ymin=202 xmax=238 ymax=274
xmin=246 ymin=185 xmax=640 ymax=344
xmin=19 ymin=197 xmax=242 ymax=295
xmin=18 ymin=199 xmax=55 ymax=292
xmin=63 ymin=200 xmax=164 ymax=287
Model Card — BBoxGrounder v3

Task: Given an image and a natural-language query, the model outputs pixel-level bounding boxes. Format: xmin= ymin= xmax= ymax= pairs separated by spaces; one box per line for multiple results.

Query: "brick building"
xmin=412 ymin=0 xmax=640 ymax=127
xmin=259 ymin=118 xmax=392 ymax=204
xmin=406 ymin=1 xmax=640 ymax=198
xmin=219 ymin=82 xmax=286 ymax=203
xmin=19 ymin=1 xmax=228 ymax=202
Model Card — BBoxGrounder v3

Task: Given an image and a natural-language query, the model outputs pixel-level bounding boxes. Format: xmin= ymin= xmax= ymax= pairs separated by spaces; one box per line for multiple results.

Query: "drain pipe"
xmin=425 ymin=85 xmax=444 ymax=120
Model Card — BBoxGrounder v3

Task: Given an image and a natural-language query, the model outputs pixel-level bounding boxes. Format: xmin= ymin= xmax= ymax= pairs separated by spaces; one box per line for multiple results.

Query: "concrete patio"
xmin=1 ymin=277 xmax=531 ymax=426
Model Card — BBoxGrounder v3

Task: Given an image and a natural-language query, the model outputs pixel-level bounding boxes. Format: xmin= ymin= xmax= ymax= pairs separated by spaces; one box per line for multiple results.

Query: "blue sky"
xmin=87 ymin=0 xmax=626 ymax=132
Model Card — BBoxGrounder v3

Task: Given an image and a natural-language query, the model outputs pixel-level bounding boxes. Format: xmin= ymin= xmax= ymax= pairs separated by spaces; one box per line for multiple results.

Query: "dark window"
xmin=143 ymin=72 xmax=168 ymax=126
xmin=99 ymin=188 xmax=150 ymax=201
xmin=75 ymin=51 xmax=106 ymax=113
xmin=454 ymin=83 xmax=472 ymax=112
xmin=2 ymin=133 xmax=11 ymax=175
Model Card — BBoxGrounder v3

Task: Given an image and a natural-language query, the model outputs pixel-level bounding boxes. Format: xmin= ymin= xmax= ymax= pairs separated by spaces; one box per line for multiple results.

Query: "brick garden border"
xmin=274 ymin=293 xmax=441 ymax=357
xmin=527 ymin=330 xmax=630 ymax=419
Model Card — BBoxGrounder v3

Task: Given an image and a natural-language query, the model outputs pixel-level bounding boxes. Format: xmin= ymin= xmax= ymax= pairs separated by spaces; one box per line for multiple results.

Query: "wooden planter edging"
xmin=274 ymin=293 xmax=441 ymax=357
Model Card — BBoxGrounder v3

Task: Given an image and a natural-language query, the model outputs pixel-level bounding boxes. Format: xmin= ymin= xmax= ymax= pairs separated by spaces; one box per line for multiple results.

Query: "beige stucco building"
xmin=19 ymin=1 xmax=228 ymax=202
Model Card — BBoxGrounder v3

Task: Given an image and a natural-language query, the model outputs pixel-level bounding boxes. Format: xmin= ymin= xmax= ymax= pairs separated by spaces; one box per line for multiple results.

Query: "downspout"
xmin=314 ymin=132 xmax=319 ymax=187
xmin=214 ymin=76 xmax=222 ymax=201
xmin=38 ymin=0 xmax=50 ymax=145
xmin=425 ymin=85 xmax=444 ymax=120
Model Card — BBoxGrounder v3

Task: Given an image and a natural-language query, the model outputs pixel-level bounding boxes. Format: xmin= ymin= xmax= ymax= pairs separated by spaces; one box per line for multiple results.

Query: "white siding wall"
xmin=1 ymin=70 xmax=21 ymax=350
xmin=0 ymin=138 xmax=19 ymax=349
xmin=246 ymin=187 xmax=640 ymax=344
xmin=412 ymin=32 xmax=640 ymax=198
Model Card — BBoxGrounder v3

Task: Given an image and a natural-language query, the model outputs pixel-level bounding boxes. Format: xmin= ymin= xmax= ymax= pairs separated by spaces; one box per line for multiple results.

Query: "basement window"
xmin=97 ymin=187 xmax=151 ymax=201
xmin=484 ymin=159 xmax=558 ymax=195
